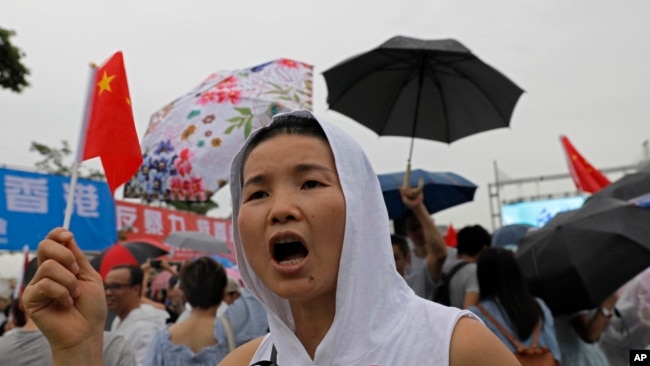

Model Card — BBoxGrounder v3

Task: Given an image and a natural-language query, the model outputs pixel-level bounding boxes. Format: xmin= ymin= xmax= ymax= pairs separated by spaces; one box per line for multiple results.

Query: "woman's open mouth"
xmin=271 ymin=235 xmax=309 ymax=273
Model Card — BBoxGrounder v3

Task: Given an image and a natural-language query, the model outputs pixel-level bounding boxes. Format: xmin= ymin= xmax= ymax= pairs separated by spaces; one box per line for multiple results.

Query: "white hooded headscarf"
xmin=230 ymin=110 xmax=472 ymax=365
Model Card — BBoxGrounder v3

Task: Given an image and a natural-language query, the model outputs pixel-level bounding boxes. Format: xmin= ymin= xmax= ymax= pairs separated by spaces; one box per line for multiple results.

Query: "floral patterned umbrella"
xmin=124 ymin=59 xmax=313 ymax=201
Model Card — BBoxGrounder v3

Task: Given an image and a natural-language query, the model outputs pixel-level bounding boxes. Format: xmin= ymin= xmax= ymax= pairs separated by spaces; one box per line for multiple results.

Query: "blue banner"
xmin=0 ymin=167 xmax=116 ymax=251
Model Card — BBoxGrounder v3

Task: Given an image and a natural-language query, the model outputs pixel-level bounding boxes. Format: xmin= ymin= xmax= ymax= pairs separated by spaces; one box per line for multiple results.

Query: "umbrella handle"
xmin=402 ymin=162 xmax=412 ymax=189
xmin=402 ymin=162 xmax=424 ymax=195
xmin=415 ymin=178 xmax=424 ymax=195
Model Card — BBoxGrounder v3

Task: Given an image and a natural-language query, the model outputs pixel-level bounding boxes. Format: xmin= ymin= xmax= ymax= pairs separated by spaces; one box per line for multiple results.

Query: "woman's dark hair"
xmin=477 ymin=247 xmax=541 ymax=339
xmin=10 ymin=297 xmax=26 ymax=328
xmin=10 ymin=258 xmax=39 ymax=328
xmin=240 ymin=113 xmax=329 ymax=172
xmin=179 ymin=257 xmax=227 ymax=309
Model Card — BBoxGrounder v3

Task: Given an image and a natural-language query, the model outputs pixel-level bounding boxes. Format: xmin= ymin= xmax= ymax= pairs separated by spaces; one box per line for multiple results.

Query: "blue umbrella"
xmin=492 ymin=223 xmax=535 ymax=248
xmin=377 ymin=169 xmax=477 ymax=220
xmin=211 ymin=255 xmax=235 ymax=268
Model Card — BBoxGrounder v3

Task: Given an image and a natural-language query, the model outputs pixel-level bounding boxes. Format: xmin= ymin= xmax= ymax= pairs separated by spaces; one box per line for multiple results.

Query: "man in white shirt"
xmin=105 ymin=265 xmax=168 ymax=366
xmin=444 ymin=225 xmax=490 ymax=308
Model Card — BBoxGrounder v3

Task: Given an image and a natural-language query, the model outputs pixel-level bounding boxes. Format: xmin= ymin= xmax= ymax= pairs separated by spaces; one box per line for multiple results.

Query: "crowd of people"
xmin=0 ymin=110 xmax=648 ymax=365
xmin=0 ymin=252 xmax=269 ymax=366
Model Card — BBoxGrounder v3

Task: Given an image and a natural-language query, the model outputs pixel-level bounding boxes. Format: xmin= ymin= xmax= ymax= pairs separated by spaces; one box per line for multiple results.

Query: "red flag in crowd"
xmin=80 ymin=51 xmax=142 ymax=193
xmin=445 ymin=224 xmax=457 ymax=247
xmin=560 ymin=135 xmax=610 ymax=194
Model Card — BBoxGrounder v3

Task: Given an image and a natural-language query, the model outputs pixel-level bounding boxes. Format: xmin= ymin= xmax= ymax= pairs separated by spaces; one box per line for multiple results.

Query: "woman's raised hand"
xmin=22 ymin=228 xmax=105 ymax=364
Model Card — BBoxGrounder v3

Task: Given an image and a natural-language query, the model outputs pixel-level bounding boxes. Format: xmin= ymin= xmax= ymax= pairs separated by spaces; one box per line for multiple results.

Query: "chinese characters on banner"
xmin=0 ymin=167 xmax=116 ymax=251
xmin=115 ymin=201 xmax=235 ymax=262
xmin=0 ymin=167 xmax=235 ymax=262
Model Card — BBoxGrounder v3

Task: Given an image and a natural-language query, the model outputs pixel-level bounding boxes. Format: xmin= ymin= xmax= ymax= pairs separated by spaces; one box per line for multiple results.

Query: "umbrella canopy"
xmin=124 ymin=58 xmax=313 ymax=201
xmin=516 ymin=196 xmax=650 ymax=316
xmin=492 ymin=223 xmax=535 ymax=248
xmin=90 ymin=240 xmax=169 ymax=279
xmin=212 ymin=255 xmax=235 ymax=268
xmin=164 ymin=231 xmax=231 ymax=255
xmin=377 ymin=169 xmax=477 ymax=220
xmin=323 ymin=36 xmax=523 ymax=162
xmin=586 ymin=170 xmax=650 ymax=203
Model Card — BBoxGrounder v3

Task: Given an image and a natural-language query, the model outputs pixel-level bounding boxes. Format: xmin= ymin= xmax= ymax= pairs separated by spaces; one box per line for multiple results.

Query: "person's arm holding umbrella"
xmin=140 ymin=259 xmax=178 ymax=310
xmin=400 ymin=185 xmax=447 ymax=283
xmin=570 ymin=293 xmax=619 ymax=343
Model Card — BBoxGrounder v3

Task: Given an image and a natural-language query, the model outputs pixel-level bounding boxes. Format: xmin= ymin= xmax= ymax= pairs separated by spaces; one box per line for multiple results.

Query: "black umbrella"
xmin=516 ymin=197 xmax=650 ymax=316
xmin=323 ymin=36 xmax=524 ymax=166
xmin=586 ymin=170 xmax=650 ymax=203
xmin=492 ymin=223 xmax=535 ymax=248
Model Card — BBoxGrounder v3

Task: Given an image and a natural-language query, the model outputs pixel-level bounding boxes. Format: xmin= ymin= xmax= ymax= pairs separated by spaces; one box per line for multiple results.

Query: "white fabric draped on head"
xmin=229 ymin=110 xmax=468 ymax=365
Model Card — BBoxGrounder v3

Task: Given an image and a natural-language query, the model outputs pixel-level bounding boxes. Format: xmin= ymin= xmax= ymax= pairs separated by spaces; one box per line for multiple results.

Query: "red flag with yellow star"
xmin=560 ymin=135 xmax=610 ymax=194
xmin=81 ymin=51 xmax=142 ymax=193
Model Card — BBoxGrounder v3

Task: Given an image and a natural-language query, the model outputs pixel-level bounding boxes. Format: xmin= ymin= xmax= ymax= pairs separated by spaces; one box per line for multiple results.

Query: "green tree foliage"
xmin=0 ymin=27 xmax=30 ymax=93
xmin=30 ymin=140 xmax=105 ymax=180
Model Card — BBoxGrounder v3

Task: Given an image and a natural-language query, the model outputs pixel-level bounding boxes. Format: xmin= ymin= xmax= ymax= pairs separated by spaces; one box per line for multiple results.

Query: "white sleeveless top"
xmin=251 ymin=300 xmax=475 ymax=365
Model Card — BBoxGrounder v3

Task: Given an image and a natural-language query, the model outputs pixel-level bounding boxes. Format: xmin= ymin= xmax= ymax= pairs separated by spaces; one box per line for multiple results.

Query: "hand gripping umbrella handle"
xmin=402 ymin=162 xmax=424 ymax=194
xmin=415 ymin=178 xmax=424 ymax=194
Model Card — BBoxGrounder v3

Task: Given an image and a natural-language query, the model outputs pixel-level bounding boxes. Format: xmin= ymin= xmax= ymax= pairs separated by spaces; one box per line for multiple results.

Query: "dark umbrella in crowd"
xmin=377 ymin=169 xmax=477 ymax=220
xmin=90 ymin=239 xmax=168 ymax=279
xmin=323 ymin=36 xmax=523 ymax=177
xmin=586 ymin=170 xmax=650 ymax=203
xmin=492 ymin=223 xmax=535 ymax=248
xmin=516 ymin=195 xmax=650 ymax=316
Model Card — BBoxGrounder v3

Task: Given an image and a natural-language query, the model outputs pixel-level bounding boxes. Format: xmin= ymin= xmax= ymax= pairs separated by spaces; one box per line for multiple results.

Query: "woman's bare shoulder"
xmin=218 ymin=336 xmax=265 ymax=366
xmin=449 ymin=317 xmax=520 ymax=366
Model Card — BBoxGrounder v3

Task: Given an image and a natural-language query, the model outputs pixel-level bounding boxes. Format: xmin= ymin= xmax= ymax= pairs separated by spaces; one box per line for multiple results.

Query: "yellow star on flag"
xmin=97 ymin=71 xmax=116 ymax=95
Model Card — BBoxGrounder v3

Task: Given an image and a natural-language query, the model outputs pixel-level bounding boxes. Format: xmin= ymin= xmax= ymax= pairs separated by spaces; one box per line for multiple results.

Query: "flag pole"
xmin=63 ymin=63 xmax=97 ymax=229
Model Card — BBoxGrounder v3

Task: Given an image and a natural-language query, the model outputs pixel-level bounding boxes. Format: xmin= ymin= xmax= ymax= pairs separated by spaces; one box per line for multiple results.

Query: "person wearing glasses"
xmin=104 ymin=265 xmax=169 ymax=365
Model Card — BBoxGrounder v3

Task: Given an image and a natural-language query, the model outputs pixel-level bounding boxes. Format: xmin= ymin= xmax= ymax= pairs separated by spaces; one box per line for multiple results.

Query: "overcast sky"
xmin=2 ymin=0 xmax=649 ymax=231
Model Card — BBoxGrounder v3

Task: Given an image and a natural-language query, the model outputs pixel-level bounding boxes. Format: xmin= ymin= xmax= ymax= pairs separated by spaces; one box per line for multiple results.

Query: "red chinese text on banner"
xmin=560 ymin=135 xmax=610 ymax=194
xmin=81 ymin=52 xmax=142 ymax=193
xmin=115 ymin=201 xmax=235 ymax=263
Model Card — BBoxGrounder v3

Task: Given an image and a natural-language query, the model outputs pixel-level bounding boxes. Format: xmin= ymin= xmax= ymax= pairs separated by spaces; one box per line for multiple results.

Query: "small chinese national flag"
xmin=81 ymin=51 xmax=142 ymax=193
xmin=560 ymin=135 xmax=610 ymax=194
xmin=445 ymin=224 xmax=457 ymax=247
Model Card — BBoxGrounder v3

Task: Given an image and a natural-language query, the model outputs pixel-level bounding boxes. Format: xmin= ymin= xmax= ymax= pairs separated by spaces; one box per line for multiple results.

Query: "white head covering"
xmin=230 ymin=110 xmax=470 ymax=365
